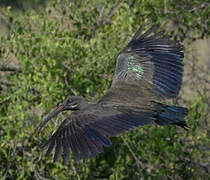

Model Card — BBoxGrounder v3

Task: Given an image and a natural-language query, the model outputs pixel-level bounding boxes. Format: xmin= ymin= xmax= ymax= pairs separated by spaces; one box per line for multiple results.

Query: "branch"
xmin=189 ymin=2 xmax=208 ymax=13
xmin=0 ymin=65 xmax=22 ymax=72
xmin=1 ymin=80 xmax=13 ymax=86
xmin=123 ymin=137 xmax=144 ymax=177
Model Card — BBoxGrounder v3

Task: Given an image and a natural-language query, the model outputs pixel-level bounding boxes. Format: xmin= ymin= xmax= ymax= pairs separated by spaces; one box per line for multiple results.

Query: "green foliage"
xmin=0 ymin=0 xmax=209 ymax=179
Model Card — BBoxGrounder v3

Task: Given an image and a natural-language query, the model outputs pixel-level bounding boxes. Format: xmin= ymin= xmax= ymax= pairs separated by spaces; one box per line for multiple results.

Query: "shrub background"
xmin=0 ymin=0 xmax=209 ymax=179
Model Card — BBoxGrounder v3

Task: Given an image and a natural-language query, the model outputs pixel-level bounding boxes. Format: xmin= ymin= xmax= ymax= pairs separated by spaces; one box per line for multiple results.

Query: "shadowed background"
xmin=0 ymin=0 xmax=209 ymax=179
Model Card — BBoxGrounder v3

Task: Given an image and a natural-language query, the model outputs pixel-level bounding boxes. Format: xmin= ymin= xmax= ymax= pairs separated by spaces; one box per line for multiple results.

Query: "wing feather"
xmin=62 ymin=132 xmax=70 ymax=165
xmin=54 ymin=135 xmax=62 ymax=162
xmin=66 ymin=127 xmax=80 ymax=162
xmin=45 ymin=138 xmax=55 ymax=156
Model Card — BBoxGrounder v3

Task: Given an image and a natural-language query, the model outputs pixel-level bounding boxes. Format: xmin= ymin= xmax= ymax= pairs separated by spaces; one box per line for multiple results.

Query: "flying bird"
xmin=38 ymin=25 xmax=188 ymax=164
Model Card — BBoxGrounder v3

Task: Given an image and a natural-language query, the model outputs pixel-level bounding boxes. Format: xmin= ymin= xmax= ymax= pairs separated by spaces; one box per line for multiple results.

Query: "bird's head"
xmin=62 ymin=96 xmax=88 ymax=111
xmin=37 ymin=96 xmax=87 ymax=133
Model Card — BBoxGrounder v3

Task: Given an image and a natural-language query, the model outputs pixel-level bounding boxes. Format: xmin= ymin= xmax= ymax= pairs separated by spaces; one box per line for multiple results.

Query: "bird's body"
xmin=39 ymin=25 xmax=188 ymax=164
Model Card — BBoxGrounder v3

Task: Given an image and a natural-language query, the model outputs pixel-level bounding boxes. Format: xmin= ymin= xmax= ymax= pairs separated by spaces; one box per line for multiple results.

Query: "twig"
xmin=189 ymin=2 xmax=208 ymax=13
xmin=108 ymin=1 xmax=122 ymax=19
xmin=0 ymin=80 xmax=13 ymax=86
xmin=0 ymin=65 xmax=22 ymax=72
xmin=122 ymin=137 xmax=144 ymax=177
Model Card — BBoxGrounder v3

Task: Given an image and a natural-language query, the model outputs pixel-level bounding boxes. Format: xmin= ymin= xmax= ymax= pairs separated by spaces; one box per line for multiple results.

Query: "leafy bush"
xmin=0 ymin=0 xmax=209 ymax=179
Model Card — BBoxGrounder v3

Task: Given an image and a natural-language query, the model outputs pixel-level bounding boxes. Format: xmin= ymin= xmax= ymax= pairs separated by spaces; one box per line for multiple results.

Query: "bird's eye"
xmin=67 ymin=99 xmax=72 ymax=103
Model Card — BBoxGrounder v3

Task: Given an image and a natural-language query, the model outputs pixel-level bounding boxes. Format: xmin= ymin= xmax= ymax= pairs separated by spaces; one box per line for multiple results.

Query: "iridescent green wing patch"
xmin=127 ymin=56 xmax=144 ymax=80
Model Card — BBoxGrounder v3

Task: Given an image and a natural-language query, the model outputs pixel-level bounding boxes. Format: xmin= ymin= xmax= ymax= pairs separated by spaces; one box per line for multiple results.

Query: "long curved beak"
xmin=36 ymin=103 xmax=65 ymax=134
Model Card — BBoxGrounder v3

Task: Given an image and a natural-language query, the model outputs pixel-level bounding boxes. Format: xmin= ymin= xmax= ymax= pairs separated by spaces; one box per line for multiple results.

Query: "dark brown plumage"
xmin=38 ymin=25 xmax=188 ymax=164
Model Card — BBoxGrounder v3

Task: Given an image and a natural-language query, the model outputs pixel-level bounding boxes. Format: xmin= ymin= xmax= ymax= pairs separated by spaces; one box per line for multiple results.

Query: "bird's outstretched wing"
xmin=43 ymin=107 xmax=154 ymax=164
xmin=100 ymin=26 xmax=184 ymax=104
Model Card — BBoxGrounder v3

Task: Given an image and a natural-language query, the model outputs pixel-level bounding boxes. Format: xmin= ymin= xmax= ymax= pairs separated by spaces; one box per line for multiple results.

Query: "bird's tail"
xmin=153 ymin=102 xmax=189 ymax=130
